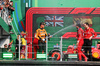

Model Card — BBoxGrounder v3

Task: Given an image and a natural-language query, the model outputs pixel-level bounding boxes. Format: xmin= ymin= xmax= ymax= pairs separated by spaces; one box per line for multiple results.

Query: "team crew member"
xmin=76 ymin=24 xmax=87 ymax=61
xmin=15 ymin=35 xmax=21 ymax=59
xmin=33 ymin=22 xmax=51 ymax=60
xmin=83 ymin=23 xmax=97 ymax=61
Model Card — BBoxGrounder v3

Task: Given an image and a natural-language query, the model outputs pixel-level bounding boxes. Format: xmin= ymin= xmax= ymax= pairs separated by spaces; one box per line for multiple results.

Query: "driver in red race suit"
xmin=76 ymin=23 xmax=87 ymax=61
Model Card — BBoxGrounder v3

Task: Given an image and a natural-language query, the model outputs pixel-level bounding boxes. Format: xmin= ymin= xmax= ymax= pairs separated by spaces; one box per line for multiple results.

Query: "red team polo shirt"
xmin=84 ymin=27 xmax=97 ymax=39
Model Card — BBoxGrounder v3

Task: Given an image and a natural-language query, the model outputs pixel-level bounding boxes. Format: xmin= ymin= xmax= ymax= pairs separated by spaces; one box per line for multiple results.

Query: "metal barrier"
xmin=18 ymin=35 xmax=28 ymax=60
xmin=0 ymin=35 xmax=28 ymax=60
xmin=0 ymin=35 xmax=99 ymax=61
xmin=46 ymin=37 xmax=77 ymax=61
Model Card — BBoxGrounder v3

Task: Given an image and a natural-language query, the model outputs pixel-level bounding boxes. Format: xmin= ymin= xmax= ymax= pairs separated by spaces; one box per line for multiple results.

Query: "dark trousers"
xmin=38 ymin=41 xmax=46 ymax=53
xmin=16 ymin=49 xmax=19 ymax=58
xmin=8 ymin=25 xmax=12 ymax=32
xmin=83 ymin=39 xmax=92 ymax=61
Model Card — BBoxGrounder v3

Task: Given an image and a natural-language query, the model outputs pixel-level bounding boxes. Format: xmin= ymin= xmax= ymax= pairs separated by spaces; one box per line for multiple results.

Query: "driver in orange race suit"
xmin=33 ymin=22 xmax=51 ymax=60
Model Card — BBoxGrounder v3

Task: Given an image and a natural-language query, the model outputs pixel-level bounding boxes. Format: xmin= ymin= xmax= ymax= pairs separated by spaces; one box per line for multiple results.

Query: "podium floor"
xmin=0 ymin=60 xmax=100 ymax=66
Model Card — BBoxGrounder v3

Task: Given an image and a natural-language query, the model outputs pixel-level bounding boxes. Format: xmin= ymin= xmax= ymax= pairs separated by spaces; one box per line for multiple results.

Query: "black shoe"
xmin=14 ymin=58 xmax=17 ymax=60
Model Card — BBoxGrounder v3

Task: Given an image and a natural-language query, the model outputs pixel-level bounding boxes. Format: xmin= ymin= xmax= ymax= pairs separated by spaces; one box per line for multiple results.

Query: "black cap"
xmin=4 ymin=44 xmax=7 ymax=46
xmin=76 ymin=23 xmax=81 ymax=28
xmin=40 ymin=22 xmax=45 ymax=26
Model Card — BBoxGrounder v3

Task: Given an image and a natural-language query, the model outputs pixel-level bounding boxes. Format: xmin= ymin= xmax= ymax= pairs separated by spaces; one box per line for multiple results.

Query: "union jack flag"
xmin=44 ymin=16 xmax=64 ymax=27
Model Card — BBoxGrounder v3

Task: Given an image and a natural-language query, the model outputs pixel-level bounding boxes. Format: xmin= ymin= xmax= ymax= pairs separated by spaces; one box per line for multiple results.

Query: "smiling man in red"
xmin=83 ymin=22 xmax=97 ymax=61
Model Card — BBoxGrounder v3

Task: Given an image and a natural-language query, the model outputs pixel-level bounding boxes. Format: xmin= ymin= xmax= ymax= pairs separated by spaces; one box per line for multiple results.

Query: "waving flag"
xmin=9 ymin=40 xmax=13 ymax=45
xmin=45 ymin=16 xmax=64 ymax=27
